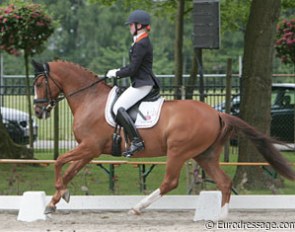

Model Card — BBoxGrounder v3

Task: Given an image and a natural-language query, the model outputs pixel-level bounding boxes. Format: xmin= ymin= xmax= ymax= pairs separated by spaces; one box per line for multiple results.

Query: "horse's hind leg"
xmin=194 ymin=145 xmax=232 ymax=219
xmin=129 ymin=154 xmax=186 ymax=215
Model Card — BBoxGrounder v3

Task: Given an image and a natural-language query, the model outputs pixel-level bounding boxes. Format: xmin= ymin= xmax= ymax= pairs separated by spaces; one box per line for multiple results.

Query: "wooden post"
xmin=224 ymin=58 xmax=232 ymax=162
xmin=53 ymin=103 xmax=59 ymax=160
xmin=196 ymin=48 xmax=205 ymax=102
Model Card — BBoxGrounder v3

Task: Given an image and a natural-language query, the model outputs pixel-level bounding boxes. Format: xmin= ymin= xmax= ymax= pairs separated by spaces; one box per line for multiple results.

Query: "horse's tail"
xmin=218 ymin=112 xmax=295 ymax=181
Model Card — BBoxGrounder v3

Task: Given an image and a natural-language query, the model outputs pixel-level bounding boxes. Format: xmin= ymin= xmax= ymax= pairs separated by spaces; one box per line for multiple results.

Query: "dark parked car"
xmin=214 ymin=83 xmax=295 ymax=143
xmin=1 ymin=107 xmax=38 ymax=144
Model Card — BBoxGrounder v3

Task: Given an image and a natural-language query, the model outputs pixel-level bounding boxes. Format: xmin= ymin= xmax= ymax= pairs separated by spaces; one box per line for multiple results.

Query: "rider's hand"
xmin=106 ymin=69 xmax=119 ymax=78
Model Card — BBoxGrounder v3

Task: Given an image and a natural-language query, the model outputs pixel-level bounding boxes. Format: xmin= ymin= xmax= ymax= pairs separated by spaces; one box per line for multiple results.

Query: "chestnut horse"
xmin=32 ymin=60 xmax=295 ymax=217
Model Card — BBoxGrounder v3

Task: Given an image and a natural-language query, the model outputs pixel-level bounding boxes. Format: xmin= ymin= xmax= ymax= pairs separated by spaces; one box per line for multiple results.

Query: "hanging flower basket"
xmin=0 ymin=3 xmax=54 ymax=56
xmin=275 ymin=19 xmax=295 ymax=65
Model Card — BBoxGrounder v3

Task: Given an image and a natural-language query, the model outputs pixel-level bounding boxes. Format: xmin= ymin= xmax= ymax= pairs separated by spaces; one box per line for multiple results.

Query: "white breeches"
xmin=113 ymin=85 xmax=153 ymax=115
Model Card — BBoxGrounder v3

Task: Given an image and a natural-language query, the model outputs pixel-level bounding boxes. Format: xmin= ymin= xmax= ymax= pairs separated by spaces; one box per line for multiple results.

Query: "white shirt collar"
xmin=133 ymin=31 xmax=145 ymax=42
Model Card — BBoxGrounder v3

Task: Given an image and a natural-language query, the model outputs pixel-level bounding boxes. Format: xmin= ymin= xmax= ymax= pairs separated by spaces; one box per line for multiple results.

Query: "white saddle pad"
xmin=105 ymin=86 xmax=164 ymax=128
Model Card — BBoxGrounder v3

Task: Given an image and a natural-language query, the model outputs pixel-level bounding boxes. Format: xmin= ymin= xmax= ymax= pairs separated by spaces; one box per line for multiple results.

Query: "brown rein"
xmin=65 ymin=76 xmax=107 ymax=100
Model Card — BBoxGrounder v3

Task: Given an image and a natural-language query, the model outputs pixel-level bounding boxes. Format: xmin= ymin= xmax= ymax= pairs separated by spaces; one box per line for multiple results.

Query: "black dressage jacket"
xmin=116 ymin=34 xmax=160 ymax=89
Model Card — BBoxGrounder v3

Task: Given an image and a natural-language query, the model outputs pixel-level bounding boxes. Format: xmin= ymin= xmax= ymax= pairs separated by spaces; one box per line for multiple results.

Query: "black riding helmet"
xmin=125 ymin=10 xmax=151 ymax=25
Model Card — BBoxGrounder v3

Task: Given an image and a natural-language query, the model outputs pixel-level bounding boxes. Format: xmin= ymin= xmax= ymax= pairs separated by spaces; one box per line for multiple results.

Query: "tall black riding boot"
xmin=116 ymin=107 xmax=145 ymax=157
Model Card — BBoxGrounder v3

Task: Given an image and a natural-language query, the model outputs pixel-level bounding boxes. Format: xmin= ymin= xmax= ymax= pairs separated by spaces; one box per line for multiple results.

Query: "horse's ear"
xmin=31 ymin=59 xmax=44 ymax=73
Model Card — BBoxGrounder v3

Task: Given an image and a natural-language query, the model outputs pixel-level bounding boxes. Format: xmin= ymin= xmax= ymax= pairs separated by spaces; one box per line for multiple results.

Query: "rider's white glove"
xmin=106 ymin=69 xmax=119 ymax=78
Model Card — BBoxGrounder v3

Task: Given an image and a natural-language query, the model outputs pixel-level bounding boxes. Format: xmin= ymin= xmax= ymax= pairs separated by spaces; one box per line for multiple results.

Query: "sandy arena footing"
xmin=1 ymin=209 xmax=295 ymax=232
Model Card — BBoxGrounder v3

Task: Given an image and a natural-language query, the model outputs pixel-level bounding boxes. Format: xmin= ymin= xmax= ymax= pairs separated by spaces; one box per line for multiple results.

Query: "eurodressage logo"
xmin=204 ymin=220 xmax=295 ymax=230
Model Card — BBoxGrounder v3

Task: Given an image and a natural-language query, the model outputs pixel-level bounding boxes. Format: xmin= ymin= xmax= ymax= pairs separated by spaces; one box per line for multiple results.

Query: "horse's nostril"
xmin=35 ymin=111 xmax=40 ymax=118
xmin=34 ymin=107 xmax=43 ymax=118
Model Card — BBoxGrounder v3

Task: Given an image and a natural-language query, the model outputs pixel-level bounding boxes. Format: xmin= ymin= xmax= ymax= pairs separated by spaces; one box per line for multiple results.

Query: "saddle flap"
xmin=105 ymin=86 xmax=164 ymax=129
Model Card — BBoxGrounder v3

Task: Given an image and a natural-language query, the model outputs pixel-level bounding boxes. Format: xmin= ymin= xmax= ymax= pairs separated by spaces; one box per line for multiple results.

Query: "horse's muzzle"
xmin=34 ymin=105 xmax=51 ymax=119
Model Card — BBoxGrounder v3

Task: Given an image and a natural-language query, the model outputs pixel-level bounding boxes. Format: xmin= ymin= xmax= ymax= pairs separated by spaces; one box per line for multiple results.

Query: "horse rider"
xmin=106 ymin=9 xmax=160 ymax=157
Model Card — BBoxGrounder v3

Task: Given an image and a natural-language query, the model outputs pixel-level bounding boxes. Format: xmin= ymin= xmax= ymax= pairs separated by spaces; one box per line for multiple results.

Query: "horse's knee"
xmin=55 ymin=157 xmax=63 ymax=169
xmin=160 ymin=178 xmax=179 ymax=194
xmin=54 ymin=158 xmax=66 ymax=188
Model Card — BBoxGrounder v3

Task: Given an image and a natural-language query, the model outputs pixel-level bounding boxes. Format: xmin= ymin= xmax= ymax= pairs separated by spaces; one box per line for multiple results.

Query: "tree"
xmin=174 ymin=0 xmax=185 ymax=99
xmin=0 ymin=2 xmax=54 ymax=156
xmin=233 ymin=0 xmax=282 ymax=189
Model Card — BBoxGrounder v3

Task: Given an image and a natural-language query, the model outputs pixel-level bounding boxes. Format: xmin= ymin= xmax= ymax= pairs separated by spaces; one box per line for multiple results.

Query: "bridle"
xmin=33 ymin=63 xmax=106 ymax=113
xmin=33 ymin=63 xmax=63 ymax=112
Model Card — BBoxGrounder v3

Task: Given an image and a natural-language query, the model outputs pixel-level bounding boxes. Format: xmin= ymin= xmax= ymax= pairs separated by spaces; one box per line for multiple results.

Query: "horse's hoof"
xmin=62 ymin=189 xmax=70 ymax=203
xmin=44 ymin=205 xmax=56 ymax=214
xmin=128 ymin=208 xmax=141 ymax=216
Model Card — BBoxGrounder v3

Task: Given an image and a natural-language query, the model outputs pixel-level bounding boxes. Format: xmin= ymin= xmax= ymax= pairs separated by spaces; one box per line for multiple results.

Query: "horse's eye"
xmin=36 ymin=82 xmax=43 ymax=88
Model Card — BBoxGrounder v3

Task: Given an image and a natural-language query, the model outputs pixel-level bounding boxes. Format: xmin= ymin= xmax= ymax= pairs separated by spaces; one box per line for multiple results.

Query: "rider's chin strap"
xmin=133 ymin=23 xmax=138 ymax=36
xmin=133 ymin=23 xmax=146 ymax=36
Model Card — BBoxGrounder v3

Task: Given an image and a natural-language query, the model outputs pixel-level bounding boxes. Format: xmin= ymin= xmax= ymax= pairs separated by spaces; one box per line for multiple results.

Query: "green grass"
xmin=1 ymin=148 xmax=295 ymax=196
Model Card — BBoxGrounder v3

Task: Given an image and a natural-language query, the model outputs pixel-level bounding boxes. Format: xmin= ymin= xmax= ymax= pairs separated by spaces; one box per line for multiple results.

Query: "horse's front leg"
xmin=45 ymin=145 xmax=99 ymax=214
xmin=45 ymin=160 xmax=70 ymax=214
xmin=62 ymin=157 xmax=94 ymax=187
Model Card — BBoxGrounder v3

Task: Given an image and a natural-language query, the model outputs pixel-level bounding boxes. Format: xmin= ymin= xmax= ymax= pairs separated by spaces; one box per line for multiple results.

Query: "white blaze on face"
xmin=34 ymin=85 xmax=38 ymax=101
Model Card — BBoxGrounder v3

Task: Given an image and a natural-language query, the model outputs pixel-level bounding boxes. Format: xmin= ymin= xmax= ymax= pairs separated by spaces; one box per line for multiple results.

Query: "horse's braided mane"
xmin=54 ymin=60 xmax=99 ymax=79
